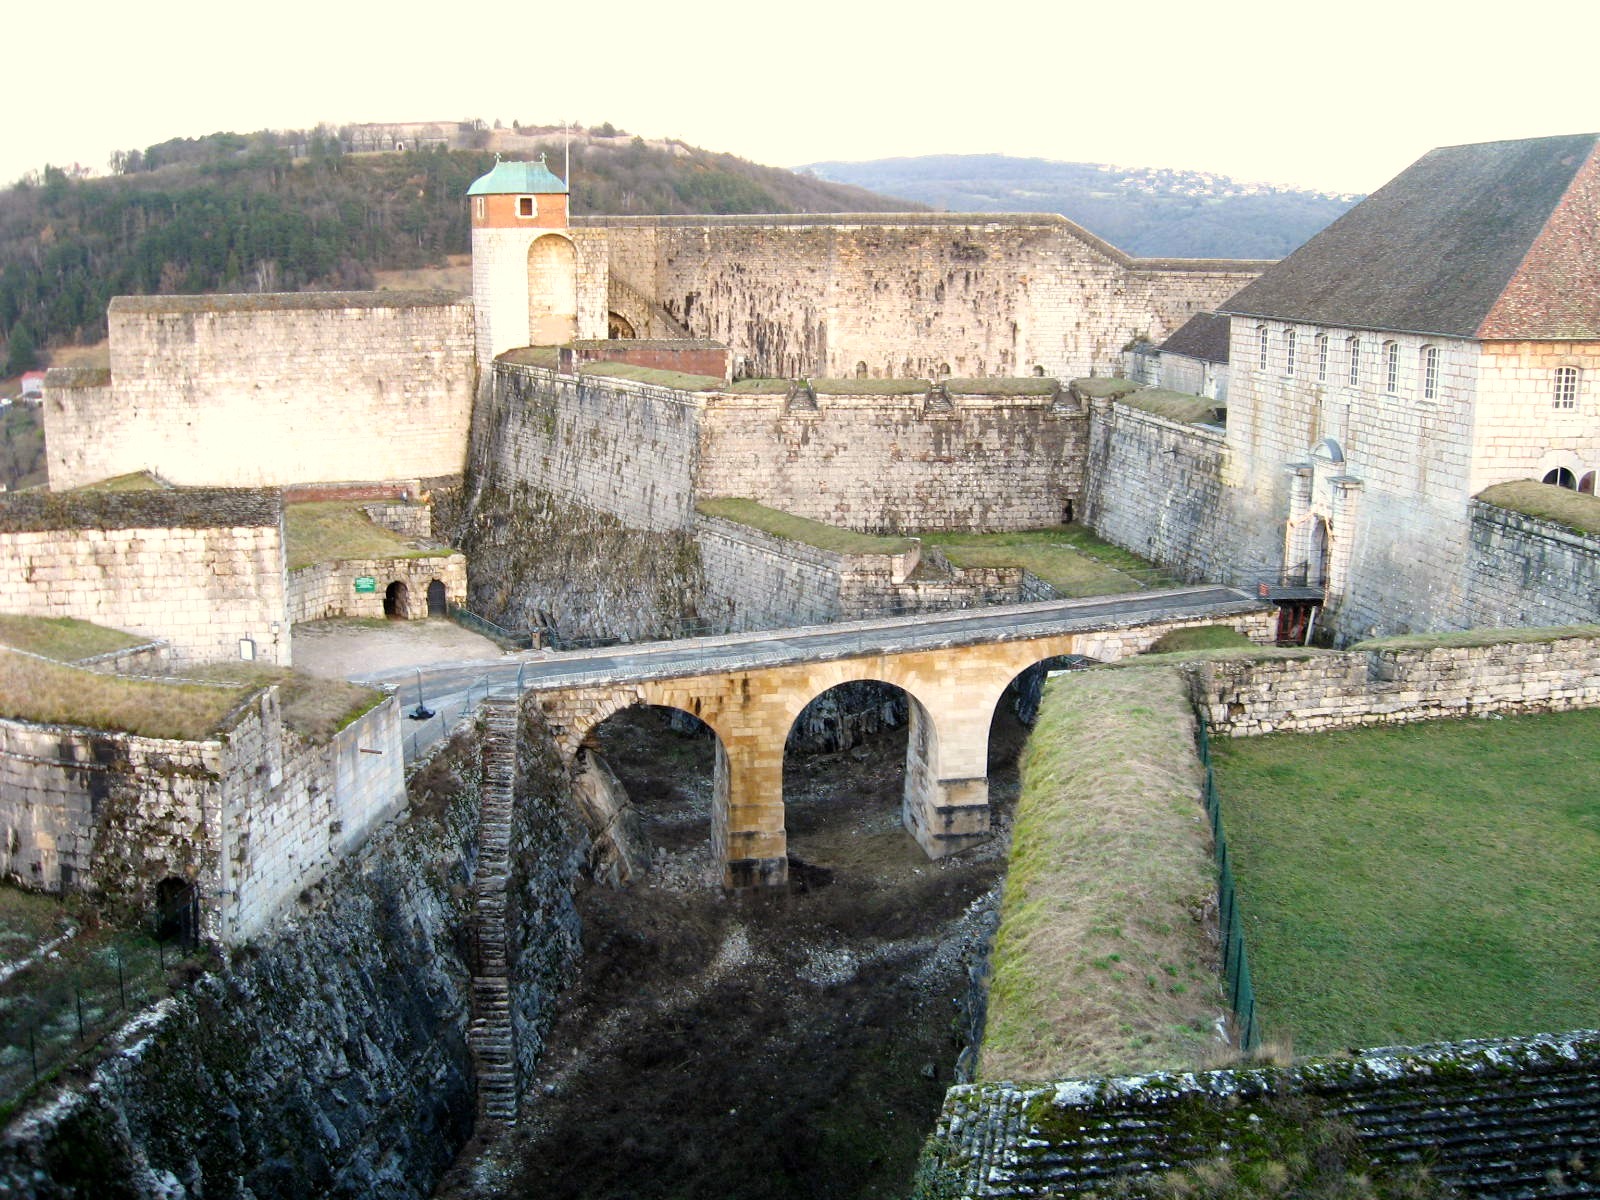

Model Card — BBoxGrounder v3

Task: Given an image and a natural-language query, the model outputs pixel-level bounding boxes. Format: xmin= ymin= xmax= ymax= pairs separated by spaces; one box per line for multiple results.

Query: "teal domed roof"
xmin=468 ymin=155 xmax=569 ymax=196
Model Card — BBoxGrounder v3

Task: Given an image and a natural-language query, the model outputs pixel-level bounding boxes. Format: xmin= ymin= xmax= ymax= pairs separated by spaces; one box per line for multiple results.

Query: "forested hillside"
xmin=803 ymin=154 xmax=1359 ymax=259
xmin=0 ymin=129 xmax=914 ymax=370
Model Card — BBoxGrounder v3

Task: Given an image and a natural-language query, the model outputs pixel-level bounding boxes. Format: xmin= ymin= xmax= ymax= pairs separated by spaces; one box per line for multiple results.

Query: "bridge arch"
xmin=576 ymin=701 xmax=726 ymax=887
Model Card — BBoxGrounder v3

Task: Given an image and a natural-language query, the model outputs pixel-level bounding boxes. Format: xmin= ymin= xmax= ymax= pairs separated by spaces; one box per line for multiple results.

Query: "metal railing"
xmin=0 ymin=934 xmax=204 ymax=1116
xmin=448 ymin=606 xmax=538 ymax=650
xmin=1195 ymin=708 xmax=1260 ymax=1052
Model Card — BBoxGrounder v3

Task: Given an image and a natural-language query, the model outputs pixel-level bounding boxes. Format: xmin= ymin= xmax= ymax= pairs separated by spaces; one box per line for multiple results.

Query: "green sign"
xmin=354 ymin=576 xmax=377 ymax=594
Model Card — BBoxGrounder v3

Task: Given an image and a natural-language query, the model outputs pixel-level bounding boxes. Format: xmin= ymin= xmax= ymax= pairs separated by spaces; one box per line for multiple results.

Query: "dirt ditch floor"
xmin=449 ymin=703 xmax=1027 ymax=1200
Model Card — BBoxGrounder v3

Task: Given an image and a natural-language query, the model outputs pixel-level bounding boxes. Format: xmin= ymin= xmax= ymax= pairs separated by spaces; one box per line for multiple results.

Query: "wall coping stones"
xmin=108 ymin=289 xmax=467 ymax=315
xmin=0 ymin=487 xmax=281 ymax=532
xmin=42 ymin=366 xmax=111 ymax=388
xmin=927 ymin=1028 xmax=1600 ymax=1197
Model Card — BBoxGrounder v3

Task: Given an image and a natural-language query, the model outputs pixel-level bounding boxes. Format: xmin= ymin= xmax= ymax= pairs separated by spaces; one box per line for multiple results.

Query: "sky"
xmin=9 ymin=0 xmax=1600 ymax=196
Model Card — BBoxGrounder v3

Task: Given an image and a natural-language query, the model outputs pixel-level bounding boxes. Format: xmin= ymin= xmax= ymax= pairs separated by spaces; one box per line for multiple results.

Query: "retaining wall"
xmin=1188 ymin=632 xmax=1600 ymax=737
xmin=698 ymin=389 xmax=1087 ymax=534
xmin=0 ymin=684 xmax=404 ymax=944
xmin=1081 ymin=395 xmax=1233 ymax=583
xmin=287 ymin=553 xmax=467 ymax=623
xmin=0 ymin=489 xmax=289 ymax=664
xmin=1464 ymin=501 xmax=1600 ymax=628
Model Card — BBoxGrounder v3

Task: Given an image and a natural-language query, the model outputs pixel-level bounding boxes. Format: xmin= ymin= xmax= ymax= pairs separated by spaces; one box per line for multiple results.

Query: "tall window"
xmin=1285 ymin=329 xmax=1297 ymax=376
xmin=1555 ymin=366 xmax=1580 ymax=410
xmin=1383 ymin=340 xmax=1399 ymax=395
xmin=1316 ymin=333 xmax=1328 ymax=382
xmin=1421 ymin=345 xmax=1439 ymax=400
xmin=1256 ymin=325 xmax=1269 ymax=371
xmin=1346 ymin=336 xmax=1360 ymax=386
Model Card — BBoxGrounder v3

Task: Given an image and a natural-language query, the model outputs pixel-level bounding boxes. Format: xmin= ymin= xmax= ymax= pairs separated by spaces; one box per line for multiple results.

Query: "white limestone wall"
xmin=0 ymin=686 xmax=403 ymax=945
xmin=287 ymin=553 xmax=467 ymax=623
xmin=48 ymin=294 xmax=474 ymax=490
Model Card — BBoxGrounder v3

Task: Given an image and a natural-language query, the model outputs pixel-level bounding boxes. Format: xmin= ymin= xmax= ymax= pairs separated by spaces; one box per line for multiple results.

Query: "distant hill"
xmin=0 ymin=127 xmax=919 ymax=365
xmin=800 ymin=154 xmax=1361 ymax=259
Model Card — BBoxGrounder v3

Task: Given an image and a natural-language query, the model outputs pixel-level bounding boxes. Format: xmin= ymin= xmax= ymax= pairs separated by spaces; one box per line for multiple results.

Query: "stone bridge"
xmin=520 ymin=587 xmax=1275 ymax=887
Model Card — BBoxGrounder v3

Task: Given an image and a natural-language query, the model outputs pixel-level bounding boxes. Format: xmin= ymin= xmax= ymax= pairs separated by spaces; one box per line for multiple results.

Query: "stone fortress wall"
xmin=287 ymin=552 xmax=468 ymax=623
xmin=0 ymin=680 xmax=404 ymax=944
xmin=0 ymin=488 xmax=290 ymax=664
xmin=569 ymin=215 xmax=1267 ymax=380
xmin=44 ymin=291 xmax=475 ymax=491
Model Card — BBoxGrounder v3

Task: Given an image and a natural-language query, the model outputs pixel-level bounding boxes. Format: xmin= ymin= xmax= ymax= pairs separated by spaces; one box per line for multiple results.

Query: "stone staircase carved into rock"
xmin=469 ymin=696 xmax=518 ymax=1130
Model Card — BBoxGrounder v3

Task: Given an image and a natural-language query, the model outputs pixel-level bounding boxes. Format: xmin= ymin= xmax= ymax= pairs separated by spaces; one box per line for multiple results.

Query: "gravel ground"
xmin=291 ymin=618 xmax=505 ymax=679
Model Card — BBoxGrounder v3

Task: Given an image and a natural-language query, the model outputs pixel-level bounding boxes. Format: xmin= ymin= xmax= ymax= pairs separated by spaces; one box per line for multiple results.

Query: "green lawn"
xmin=0 ymin=615 xmax=148 ymax=661
xmin=920 ymin=525 xmax=1175 ymax=597
xmin=695 ymin=498 xmax=916 ymax=555
xmin=1213 ymin=709 xmax=1600 ymax=1054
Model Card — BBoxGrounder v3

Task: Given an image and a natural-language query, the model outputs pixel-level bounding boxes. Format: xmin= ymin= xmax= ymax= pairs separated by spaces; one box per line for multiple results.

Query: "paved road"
xmin=361 ymin=585 xmax=1267 ymax=763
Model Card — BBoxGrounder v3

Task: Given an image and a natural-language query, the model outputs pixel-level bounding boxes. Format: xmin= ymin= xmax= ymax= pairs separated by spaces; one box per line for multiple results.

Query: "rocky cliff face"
xmin=0 ymin=722 xmax=586 ymax=1200
xmin=437 ymin=480 xmax=708 ymax=643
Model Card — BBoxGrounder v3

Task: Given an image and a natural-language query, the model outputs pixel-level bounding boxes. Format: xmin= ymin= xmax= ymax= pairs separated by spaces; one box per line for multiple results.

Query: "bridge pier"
xmin=902 ymin=698 xmax=992 ymax=858
xmin=712 ymin=741 xmax=789 ymax=888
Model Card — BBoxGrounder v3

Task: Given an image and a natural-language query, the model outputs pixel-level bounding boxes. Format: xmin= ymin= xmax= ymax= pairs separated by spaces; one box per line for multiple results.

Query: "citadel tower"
xmin=469 ymin=155 xmax=575 ymax=370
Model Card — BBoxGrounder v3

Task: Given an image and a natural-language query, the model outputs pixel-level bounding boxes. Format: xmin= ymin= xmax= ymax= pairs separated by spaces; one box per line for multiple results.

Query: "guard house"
xmin=468 ymin=155 xmax=575 ymax=370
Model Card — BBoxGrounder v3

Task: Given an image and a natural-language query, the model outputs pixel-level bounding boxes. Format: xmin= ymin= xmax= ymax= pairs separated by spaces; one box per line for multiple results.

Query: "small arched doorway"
xmin=154 ymin=876 xmax=199 ymax=947
xmin=608 ymin=311 xmax=636 ymax=339
xmin=383 ymin=580 xmax=409 ymax=619
xmin=426 ymin=579 xmax=447 ymax=617
xmin=1309 ymin=516 xmax=1330 ymax=587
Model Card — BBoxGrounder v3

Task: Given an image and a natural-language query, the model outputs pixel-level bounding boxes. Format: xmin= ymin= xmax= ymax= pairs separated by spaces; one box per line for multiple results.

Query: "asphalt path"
xmin=358 ymin=585 xmax=1267 ymax=764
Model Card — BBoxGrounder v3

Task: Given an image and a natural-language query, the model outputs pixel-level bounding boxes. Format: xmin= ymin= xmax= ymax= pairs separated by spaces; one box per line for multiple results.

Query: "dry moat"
xmin=445 ymin=701 xmax=1027 ymax=1200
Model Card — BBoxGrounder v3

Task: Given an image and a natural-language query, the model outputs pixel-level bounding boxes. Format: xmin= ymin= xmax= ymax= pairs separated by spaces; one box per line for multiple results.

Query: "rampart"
xmin=698 ymin=385 xmax=1087 ymax=533
xmin=44 ymin=290 xmax=475 ymax=490
xmin=1080 ymin=395 xmax=1233 ymax=582
xmin=0 ymin=684 xmax=403 ymax=944
xmin=481 ymin=363 xmax=1092 ymax=536
xmin=570 ymin=214 xmax=1267 ymax=380
xmin=0 ymin=488 xmax=289 ymax=664
xmin=480 ymin=361 xmax=701 ymax=532
xmin=1464 ymin=501 xmax=1600 ymax=628
xmin=1186 ymin=630 xmax=1600 ymax=736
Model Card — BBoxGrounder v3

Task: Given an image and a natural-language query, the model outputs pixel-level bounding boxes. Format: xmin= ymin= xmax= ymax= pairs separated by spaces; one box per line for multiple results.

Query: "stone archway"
xmin=384 ymin=580 xmax=409 ymax=619
xmin=426 ymin=579 xmax=447 ymax=617
xmin=608 ymin=311 xmax=636 ymax=339
xmin=528 ymin=234 xmax=578 ymax=345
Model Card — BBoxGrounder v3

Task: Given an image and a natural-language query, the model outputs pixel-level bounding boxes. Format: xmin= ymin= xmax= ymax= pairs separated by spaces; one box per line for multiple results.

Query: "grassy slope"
xmin=696 ymin=498 xmax=915 ymax=555
xmin=921 ymin=525 xmax=1173 ymax=596
xmin=980 ymin=667 xmax=1221 ymax=1081
xmin=0 ymin=615 xmax=147 ymax=661
xmin=284 ymin=501 xmax=447 ymax=571
xmin=1213 ymin=709 xmax=1600 ymax=1053
xmin=1478 ymin=480 xmax=1600 ymax=536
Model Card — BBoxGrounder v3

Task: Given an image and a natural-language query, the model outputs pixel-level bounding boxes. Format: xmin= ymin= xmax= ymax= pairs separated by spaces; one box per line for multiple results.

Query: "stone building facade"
xmin=1219 ymin=133 xmax=1600 ymax=638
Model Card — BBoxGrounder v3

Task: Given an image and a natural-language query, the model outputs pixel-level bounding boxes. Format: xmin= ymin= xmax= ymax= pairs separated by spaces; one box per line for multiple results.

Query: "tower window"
xmin=1555 ymin=366 xmax=1580 ymax=410
xmin=474 ymin=197 xmax=485 ymax=220
xmin=518 ymin=197 xmax=534 ymax=217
